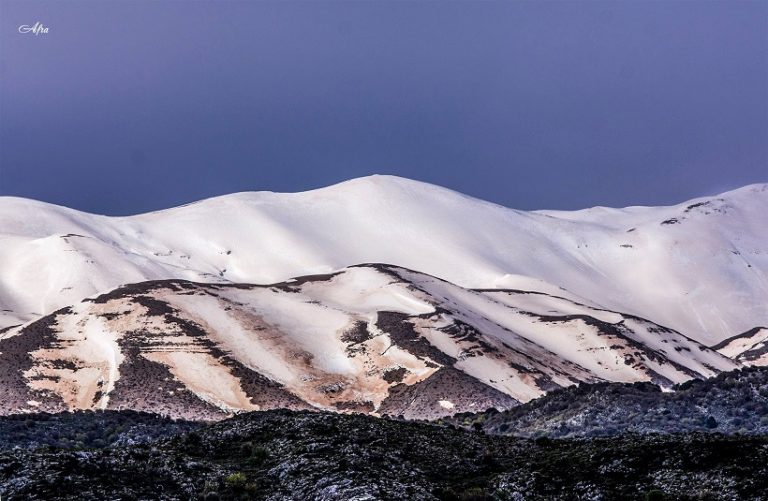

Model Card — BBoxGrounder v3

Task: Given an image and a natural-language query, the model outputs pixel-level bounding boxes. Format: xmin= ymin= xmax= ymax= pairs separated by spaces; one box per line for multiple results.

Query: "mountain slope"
xmin=0 ymin=265 xmax=737 ymax=419
xmin=713 ymin=327 xmax=768 ymax=366
xmin=1 ymin=176 xmax=766 ymax=346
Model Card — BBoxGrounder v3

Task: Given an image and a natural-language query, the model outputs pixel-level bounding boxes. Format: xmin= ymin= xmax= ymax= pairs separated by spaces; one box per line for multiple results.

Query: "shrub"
xmin=224 ymin=472 xmax=247 ymax=489
xmin=645 ymin=490 xmax=666 ymax=501
xmin=249 ymin=445 xmax=269 ymax=465
xmin=459 ymin=487 xmax=488 ymax=500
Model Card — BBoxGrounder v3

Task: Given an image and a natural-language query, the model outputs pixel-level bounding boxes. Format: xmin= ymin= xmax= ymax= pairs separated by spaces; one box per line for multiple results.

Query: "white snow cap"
xmin=1 ymin=175 xmax=766 ymax=346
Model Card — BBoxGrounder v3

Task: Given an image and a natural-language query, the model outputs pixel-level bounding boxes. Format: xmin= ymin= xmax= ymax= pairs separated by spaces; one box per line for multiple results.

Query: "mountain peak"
xmin=317 ymin=174 xmax=463 ymax=198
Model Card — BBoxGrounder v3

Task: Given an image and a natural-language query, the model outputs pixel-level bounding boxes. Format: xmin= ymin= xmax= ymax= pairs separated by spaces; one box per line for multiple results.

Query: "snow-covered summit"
xmin=1 ymin=175 xmax=766 ymax=345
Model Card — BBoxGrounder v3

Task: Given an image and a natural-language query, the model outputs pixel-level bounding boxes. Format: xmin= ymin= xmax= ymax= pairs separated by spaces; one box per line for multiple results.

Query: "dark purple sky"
xmin=1 ymin=0 xmax=766 ymax=215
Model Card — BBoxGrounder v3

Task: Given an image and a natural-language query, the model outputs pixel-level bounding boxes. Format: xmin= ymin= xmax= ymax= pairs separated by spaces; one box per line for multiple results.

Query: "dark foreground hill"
xmin=1 ymin=409 xmax=767 ymax=500
xmin=452 ymin=366 xmax=768 ymax=438
xmin=0 ymin=410 xmax=201 ymax=450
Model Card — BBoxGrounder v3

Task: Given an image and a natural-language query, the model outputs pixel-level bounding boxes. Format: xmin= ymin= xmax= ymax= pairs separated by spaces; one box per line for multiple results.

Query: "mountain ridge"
xmin=3 ymin=176 xmax=766 ymax=217
xmin=1 ymin=176 xmax=766 ymax=346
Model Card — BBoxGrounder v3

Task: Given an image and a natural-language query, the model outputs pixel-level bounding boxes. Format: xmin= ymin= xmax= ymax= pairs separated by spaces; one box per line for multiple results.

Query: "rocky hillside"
xmin=0 ymin=409 xmax=766 ymax=500
xmin=0 ymin=410 xmax=200 ymax=451
xmin=452 ymin=366 xmax=768 ymax=437
xmin=0 ymin=264 xmax=737 ymax=420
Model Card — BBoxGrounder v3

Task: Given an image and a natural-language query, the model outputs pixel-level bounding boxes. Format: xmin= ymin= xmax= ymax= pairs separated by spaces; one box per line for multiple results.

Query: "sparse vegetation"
xmin=0 ymin=409 xmax=767 ymax=499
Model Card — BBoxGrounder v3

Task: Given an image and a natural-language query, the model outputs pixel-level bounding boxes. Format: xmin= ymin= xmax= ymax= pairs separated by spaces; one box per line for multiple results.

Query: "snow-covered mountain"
xmin=713 ymin=327 xmax=768 ymax=366
xmin=0 ymin=265 xmax=738 ymax=419
xmin=0 ymin=176 xmax=765 ymax=418
xmin=1 ymin=176 xmax=766 ymax=346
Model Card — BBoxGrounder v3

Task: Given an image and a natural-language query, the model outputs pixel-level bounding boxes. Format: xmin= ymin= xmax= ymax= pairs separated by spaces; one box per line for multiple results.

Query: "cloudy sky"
xmin=1 ymin=0 xmax=766 ymax=215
